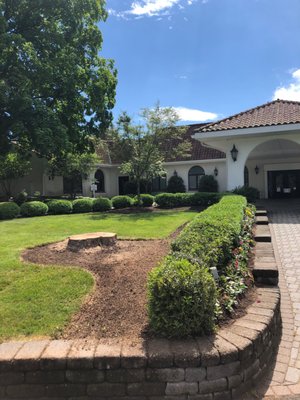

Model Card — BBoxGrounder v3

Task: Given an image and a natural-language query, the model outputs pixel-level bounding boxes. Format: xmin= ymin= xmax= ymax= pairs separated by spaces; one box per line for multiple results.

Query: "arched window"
xmin=95 ymin=169 xmax=105 ymax=192
xmin=244 ymin=166 xmax=249 ymax=187
xmin=188 ymin=166 xmax=205 ymax=190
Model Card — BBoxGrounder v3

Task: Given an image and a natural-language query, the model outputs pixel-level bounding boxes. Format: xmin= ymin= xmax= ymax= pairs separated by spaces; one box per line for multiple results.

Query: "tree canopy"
xmin=0 ymin=0 xmax=117 ymax=158
xmin=107 ymin=104 xmax=191 ymax=202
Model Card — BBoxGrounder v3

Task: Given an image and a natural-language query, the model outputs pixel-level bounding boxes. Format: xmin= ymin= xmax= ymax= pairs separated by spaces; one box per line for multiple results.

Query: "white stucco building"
xmin=2 ymin=99 xmax=300 ymax=200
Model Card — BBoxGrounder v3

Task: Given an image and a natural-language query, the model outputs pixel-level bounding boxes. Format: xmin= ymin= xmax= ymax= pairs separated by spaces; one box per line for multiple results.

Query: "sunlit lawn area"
xmin=0 ymin=209 xmax=197 ymax=341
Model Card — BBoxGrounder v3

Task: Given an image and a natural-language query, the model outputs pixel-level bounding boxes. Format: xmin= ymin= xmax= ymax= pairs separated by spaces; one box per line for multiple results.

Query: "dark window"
xmin=95 ymin=169 xmax=105 ymax=192
xmin=63 ymin=172 xmax=82 ymax=195
xmin=244 ymin=166 xmax=249 ymax=187
xmin=188 ymin=166 xmax=204 ymax=190
xmin=152 ymin=175 xmax=167 ymax=192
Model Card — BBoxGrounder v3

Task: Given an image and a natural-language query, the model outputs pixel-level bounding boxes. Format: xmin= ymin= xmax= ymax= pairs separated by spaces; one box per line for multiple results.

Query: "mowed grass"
xmin=0 ymin=209 xmax=197 ymax=341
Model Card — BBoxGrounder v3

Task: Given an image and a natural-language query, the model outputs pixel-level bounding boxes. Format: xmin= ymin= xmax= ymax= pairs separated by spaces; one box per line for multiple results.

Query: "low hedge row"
xmin=154 ymin=192 xmax=221 ymax=208
xmin=147 ymin=195 xmax=247 ymax=337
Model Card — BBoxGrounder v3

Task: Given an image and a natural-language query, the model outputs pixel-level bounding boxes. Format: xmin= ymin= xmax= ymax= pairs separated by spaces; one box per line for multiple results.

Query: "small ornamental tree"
xmin=167 ymin=172 xmax=186 ymax=193
xmin=0 ymin=152 xmax=31 ymax=198
xmin=108 ymin=104 xmax=191 ymax=204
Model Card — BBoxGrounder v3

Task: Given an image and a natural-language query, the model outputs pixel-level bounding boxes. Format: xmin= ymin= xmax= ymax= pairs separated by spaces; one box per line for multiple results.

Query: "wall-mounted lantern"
xmin=230 ymin=145 xmax=238 ymax=162
xmin=214 ymin=167 xmax=218 ymax=177
xmin=255 ymin=165 xmax=259 ymax=175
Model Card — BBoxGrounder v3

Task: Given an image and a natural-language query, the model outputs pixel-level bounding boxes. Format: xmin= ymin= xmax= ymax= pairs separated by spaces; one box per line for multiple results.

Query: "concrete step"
xmin=255 ymin=209 xmax=268 ymax=217
xmin=254 ymin=225 xmax=271 ymax=243
xmin=255 ymin=216 xmax=269 ymax=225
xmin=252 ymin=260 xmax=278 ymax=286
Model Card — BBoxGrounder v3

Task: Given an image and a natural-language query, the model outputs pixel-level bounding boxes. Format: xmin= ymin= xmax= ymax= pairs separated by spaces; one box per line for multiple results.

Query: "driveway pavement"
xmin=246 ymin=199 xmax=300 ymax=399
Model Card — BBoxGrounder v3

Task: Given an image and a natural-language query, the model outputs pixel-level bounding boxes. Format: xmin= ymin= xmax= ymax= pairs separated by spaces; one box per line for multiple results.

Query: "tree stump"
xmin=67 ymin=232 xmax=117 ymax=251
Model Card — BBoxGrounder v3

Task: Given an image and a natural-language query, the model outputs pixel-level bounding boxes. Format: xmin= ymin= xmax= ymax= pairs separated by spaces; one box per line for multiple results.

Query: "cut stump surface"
xmin=68 ymin=232 xmax=117 ymax=251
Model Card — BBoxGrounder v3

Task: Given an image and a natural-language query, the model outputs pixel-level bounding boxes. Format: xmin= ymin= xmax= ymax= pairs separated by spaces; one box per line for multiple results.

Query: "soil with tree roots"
xmin=22 ymin=232 xmax=256 ymax=345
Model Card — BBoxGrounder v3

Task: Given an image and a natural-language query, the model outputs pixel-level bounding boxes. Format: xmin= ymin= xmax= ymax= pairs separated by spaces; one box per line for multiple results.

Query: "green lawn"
xmin=0 ymin=209 xmax=197 ymax=341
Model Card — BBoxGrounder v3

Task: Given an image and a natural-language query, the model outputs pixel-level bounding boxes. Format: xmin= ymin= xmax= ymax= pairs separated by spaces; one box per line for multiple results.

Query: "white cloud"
xmin=173 ymin=107 xmax=218 ymax=122
xmin=273 ymin=69 xmax=300 ymax=101
xmin=129 ymin=0 xmax=180 ymax=16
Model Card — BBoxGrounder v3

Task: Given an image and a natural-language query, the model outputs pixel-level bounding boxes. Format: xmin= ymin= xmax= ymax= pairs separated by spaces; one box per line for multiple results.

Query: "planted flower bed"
xmin=147 ymin=195 xmax=256 ymax=337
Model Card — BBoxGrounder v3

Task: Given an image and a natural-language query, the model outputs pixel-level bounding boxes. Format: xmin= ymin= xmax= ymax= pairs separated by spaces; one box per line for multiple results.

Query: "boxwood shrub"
xmin=72 ymin=198 xmax=94 ymax=213
xmin=111 ymin=195 xmax=133 ymax=209
xmin=93 ymin=197 xmax=112 ymax=212
xmin=154 ymin=192 xmax=221 ymax=208
xmin=0 ymin=202 xmax=20 ymax=220
xmin=148 ymin=258 xmax=217 ymax=337
xmin=139 ymin=194 xmax=154 ymax=207
xmin=47 ymin=199 xmax=73 ymax=215
xmin=20 ymin=201 xmax=48 ymax=217
xmin=147 ymin=194 xmax=247 ymax=337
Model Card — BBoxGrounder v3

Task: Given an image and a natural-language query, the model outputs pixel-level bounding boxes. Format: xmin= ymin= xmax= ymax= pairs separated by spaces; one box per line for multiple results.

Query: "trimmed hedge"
xmin=111 ymin=195 xmax=133 ymax=209
xmin=147 ymin=195 xmax=247 ymax=337
xmin=148 ymin=258 xmax=216 ymax=337
xmin=93 ymin=197 xmax=112 ymax=212
xmin=154 ymin=192 xmax=221 ymax=208
xmin=20 ymin=201 xmax=48 ymax=217
xmin=72 ymin=198 xmax=94 ymax=213
xmin=232 ymin=185 xmax=260 ymax=203
xmin=138 ymin=194 xmax=154 ymax=207
xmin=47 ymin=199 xmax=73 ymax=215
xmin=0 ymin=202 xmax=20 ymax=220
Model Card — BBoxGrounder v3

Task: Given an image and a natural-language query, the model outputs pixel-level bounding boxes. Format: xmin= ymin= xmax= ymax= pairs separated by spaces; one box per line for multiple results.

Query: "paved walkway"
xmin=247 ymin=200 xmax=300 ymax=399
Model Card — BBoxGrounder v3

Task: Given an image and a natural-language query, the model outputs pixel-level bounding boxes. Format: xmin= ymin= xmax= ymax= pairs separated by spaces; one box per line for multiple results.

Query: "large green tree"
xmin=108 ymin=104 xmax=191 ymax=203
xmin=0 ymin=151 xmax=31 ymax=198
xmin=0 ymin=0 xmax=117 ymax=158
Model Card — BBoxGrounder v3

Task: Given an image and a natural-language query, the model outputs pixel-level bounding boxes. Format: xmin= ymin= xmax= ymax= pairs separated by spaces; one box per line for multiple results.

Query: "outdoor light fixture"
xmin=230 ymin=145 xmax=238 ymax=162
xmin=214 ymin=167 xmax=218 ymax=177
xmin=255 ymin=165 xmax=259 ymax=175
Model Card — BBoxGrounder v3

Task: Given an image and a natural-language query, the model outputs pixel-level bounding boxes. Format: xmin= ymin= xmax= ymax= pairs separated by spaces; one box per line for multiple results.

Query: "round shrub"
xmin=198 ymin=175 xmax=218 ymax=193
xmin=232 ymin=186 xmax=260 ymax=203
xmin=139 ymin=194 xmax=154 ymax=207
xmin=47 ymin=199 xmax=73 ymax=215
xmin=154 ymin=193 xmax=177 ymax=208
xmin=148 ymin=257 xmax=217 ymax=337
xmin=72 ymin=198 xmax=93 ymax=213
xmin=111 ymin=195 xmax=133 ymax=209
xmin=20 ymin=201 xmax=48 ymax=217
xmin=167 ymin=174 xmax=186 ymax=193
xmin=0 ymin=202 xmax=20 ymax=220
xmin=93 ymin=197 xmax=112 ymax=212
xmin=14 ymin=190 xmax=28 ymax=206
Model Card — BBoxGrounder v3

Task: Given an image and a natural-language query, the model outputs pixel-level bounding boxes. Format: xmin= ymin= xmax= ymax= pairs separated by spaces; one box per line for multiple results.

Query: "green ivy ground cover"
xmin=0 ymin=210 xmax=197 ymax=341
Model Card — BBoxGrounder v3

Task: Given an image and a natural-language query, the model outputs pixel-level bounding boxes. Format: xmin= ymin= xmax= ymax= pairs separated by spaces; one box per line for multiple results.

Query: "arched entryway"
xmin=245 ymin=139 xmax=300 ymax=199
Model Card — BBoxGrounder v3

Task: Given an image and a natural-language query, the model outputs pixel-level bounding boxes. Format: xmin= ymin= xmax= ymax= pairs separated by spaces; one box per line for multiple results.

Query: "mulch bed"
xmin=22 ymin=232 xmax=257 ymax=344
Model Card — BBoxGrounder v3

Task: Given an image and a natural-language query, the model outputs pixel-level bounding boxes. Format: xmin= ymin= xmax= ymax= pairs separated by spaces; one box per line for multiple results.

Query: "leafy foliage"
xmin=154 ymin=192 xmax=221 ymax=208
xmin=198 ymin=175 xmax=219 ymax=193
xmin=232 ymin=186 xmax=260 ymax=202
xmin=111 ymin=195 xmax=133 ymax=209
xmin=137 ymin=194 xmax=154 ymax=207
xmin=167 ymin=173 xmax=186 ymax=193
xmin=148 ymin=258 xmax=216 ymax=337
xmin=20 ymin=201 xmax=48 ymax=217
xmin=93 ymin=197 xmax=112 ymax=212
xmin=72 ymin=198 xmax=93 ymax=214
xmin=0 ymin=0 xmax=117 ymax=158
xmin=107 ymin=105 xmax=191 ymax=203
xmin=14 ymin=189 xmax=28 ymax=206
xmin=0 ymin=153 xmax=31 ymax=198
xmin=47 ymin=199 xmax=73 ymax=215
xmin=0 ymin=201 xmax=20 ymax=220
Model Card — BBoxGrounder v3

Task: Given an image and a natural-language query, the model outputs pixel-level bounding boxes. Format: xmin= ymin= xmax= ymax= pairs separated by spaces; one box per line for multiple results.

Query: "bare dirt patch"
xmin=22 ymin=232 xmax=257 ymax=344
xmin=22 ymin=238 xmax=171 ymax=343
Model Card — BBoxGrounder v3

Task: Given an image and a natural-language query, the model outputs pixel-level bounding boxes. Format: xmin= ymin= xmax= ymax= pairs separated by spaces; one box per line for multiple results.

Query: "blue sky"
xmin=100 ymin=0 xmax=300 ymax=123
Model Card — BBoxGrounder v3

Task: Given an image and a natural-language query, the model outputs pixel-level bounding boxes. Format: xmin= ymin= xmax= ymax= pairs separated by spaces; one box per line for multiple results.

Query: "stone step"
xmin=255 ymin=209 xmax=268 ymax=217
xmin=254 ymin=225 xmax=271 ymax=243
xmin=252 ymin=261 xmax=278 ymax=286
xmin=255 ymin=216 xmax=269 ymax=225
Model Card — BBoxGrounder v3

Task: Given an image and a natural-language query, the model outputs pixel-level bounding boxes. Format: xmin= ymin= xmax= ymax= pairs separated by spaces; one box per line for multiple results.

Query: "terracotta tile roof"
xmin=97 ymin=124 xmax=225 ymax=165
xmin=164 ymin=124 xmax=225 ymax=161
xmin=199 ymin=99 xmax=300 ymax=132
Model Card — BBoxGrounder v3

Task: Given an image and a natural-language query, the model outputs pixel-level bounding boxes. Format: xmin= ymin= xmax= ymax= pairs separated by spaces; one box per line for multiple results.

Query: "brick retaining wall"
xmin=0 ymin=286 xmax=280 ymax=400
